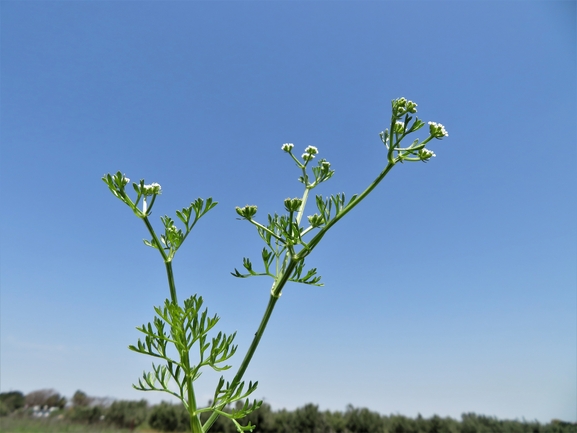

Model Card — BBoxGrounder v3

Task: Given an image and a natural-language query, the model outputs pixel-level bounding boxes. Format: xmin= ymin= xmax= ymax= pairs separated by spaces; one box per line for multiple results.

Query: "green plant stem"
xmin=145 ymin=214 xmax=199 ymax=432
xmin=184 ymin=352 xmax=203 ymax=433
xmin=202 ymin=259 xmax=298 ymax=432
xmin=142 ymin=216 xmax=168 ymax=261
xmin=301 ymin=160 xmax=397 ymax=256
xmin=205 ymin=158 xmax=398 ymax=432
xmin=296 ymin=186 xmax=311 ymax=226
xmin=165 ymin=261 xmax=178 ymax=305
xmin=142 ymin=216 xmax=178 ymax=304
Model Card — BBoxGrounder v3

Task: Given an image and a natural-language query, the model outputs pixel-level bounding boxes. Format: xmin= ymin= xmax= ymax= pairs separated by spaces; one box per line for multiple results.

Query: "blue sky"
xmin=1 ymin=0 xmax=575 ymax=424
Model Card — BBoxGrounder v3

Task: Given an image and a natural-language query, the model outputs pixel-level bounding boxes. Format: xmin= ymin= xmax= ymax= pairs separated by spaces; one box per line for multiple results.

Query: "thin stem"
xmin=142 ymin=215 xmax=178 ymax=303
xmin=202 ymin=259 xmax=298 ymax=432
xmin=165 ymin=262 xmax=178 ymax=305
xmin=249 ymin=220 xmax=287 ymax=244
xmin=387 ymin=117 xmax=398 ymax=164
xmin=301 ymin=160 xmax=397 ymax=257
xmin=142 ymin=216 xmax=169 ymax=262
xmin=295 ymin=186 xmax=311 ymax=226
xmin=202 ymin=295 xmax=277 ymax=432
xmin=143 ymin=215 xmax=198 ymax=431
xmin=183 ymin=352 xmax=203 ymax=433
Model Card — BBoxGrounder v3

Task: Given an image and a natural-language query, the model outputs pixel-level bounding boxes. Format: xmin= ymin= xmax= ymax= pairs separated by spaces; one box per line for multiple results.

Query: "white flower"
xmin=302 ymin=153 xmax=315 ymax=161
xmin=304 ymin=145 xmax=318 ymax=155
xmin=167 ymin=225 xmax=178 ymax=235
xmin=428 ymin=121 xmax=448 ymax=138
xmin=281 ymin=143 xmax=294 ymax=152
xmin=418 ymin=148 xmax=436 ymax=160
xmin=143 ymin=182 xmax=162 ymax=196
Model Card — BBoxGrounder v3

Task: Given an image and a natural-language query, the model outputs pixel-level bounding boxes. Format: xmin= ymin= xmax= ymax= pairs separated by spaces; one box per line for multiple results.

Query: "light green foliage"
xmin=103 ymin=171 xmax=261 ymax=433
xmin=102 ymin=98 xmax=448 ymax=433
xmin=129 ymin=295 xmax=258 ymax=421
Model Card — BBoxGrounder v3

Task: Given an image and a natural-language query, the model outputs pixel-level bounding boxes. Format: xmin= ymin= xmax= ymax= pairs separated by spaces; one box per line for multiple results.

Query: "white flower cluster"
xmin=281 ymin=143 xmax=294 ymax=152
xmin=302 ymin=145 xmax=318 ymax=161
xmin=142 ymin=182 xmax=162 ymax=196
xmin=428 ymin=121 xmax=449 ymax=138
xmin=418 ymin=148 xmax=436 ymax=160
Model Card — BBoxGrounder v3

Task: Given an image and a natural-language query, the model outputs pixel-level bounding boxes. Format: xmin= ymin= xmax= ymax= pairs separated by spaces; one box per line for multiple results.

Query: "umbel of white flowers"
xmin=428 ymin=121 xmax=449 ymax=138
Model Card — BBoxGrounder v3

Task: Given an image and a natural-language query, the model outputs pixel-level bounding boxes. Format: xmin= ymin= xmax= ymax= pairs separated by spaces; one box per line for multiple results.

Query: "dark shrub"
xmin=291 ymin=403 xmax=330 ymax=433
xmin=0 ymin=392 xmax=25 ymax=416
xmin=345 ymin=406 xmax=384 ymax=433
xmin=149 ymin=401 xmax=188 ymax=432
xmin=68 ymin=405 xmax=104 ymax=424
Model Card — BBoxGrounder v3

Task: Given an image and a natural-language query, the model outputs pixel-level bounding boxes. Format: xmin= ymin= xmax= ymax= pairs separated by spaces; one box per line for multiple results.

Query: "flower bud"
xmin=380 ymin=130 xmax=389 ymax=145
xmin=284 ymin=197 xmax=303 ymax=213
xmin=281 ymin=143 xmax=294 ymax=152
xmin=307 ymin=214 xmax=325 ymax=228
xmin=392 ymin=97 xmax=418 ymax=117
xmin=394 ymin=121 xmax=405 ymax=134
xmin=236 ymin=205 xmax=258 ymax=219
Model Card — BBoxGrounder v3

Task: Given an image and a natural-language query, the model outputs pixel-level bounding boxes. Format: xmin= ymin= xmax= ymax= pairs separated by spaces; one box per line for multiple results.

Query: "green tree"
xmin=290 ymin=404 xmax=330 ymax=433
xmin=345 ymin=406 xmax=384 ymax=433
xmin=0 ymin=391 xmax=25 ymax=415
xmin=427 ymin=415 xmax=458 ymax=433
xmin=325 ymin=410 xmax=349 ymax=433
xmin=387 ymin=415 xmax=418 ymax=433
xmin=106 ymin=399 xmax=148 ymax=430
xmin=72 ymin=390 xmax=92 ymax=407
xmin=149 ymin=402 xmax=189 ymax=432
xmin=270 ymin=409 xmax=293 ymax=433
xmin=25 ymin=389 xmax=66 ymax=409
xmin=68 ymin=405 xmax=104 ymax=424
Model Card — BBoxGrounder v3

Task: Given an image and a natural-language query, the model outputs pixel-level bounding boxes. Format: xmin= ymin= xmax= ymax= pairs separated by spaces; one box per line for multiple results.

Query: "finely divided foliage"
xmin=102 ymin=97 xmax=448 ymax=433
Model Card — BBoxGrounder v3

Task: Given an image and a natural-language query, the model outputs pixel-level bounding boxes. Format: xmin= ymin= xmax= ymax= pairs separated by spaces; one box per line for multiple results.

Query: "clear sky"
xmin=1 ymin=0 xmax=575 ymax=424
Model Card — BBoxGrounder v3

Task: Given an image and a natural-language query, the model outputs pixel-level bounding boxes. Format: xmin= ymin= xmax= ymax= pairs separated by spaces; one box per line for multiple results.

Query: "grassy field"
xmin=0 ymin=417 xmax=160 ymax=433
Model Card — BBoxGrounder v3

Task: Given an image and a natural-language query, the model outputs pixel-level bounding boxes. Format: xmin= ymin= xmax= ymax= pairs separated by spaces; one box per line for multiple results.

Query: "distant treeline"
xmin=1 ymin=389 xmax=575 ymax=433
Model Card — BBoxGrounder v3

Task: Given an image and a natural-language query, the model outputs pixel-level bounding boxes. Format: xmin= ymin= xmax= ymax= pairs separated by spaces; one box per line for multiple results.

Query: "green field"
xmin=0 ymin=417 xmax=159 ymax=433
